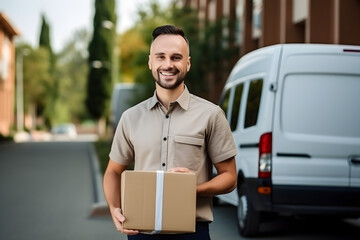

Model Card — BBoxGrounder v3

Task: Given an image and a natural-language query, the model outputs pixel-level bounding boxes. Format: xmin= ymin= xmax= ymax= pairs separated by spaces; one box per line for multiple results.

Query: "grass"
xmin=93 ymin=139 xmax=112 ymax=175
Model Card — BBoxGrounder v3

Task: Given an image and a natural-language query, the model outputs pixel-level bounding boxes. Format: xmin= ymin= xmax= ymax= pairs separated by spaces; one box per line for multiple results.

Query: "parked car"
xmin=51 ymin=123 xmax=77 ymax=140
xmin=216 ymin=44 xmax=360 ymax=237
xmin=110 ymin=83 xmax=141 ymax=132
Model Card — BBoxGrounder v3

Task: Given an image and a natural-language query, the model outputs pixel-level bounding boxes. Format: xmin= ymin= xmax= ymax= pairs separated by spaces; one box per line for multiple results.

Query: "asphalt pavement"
xmin=2 ymin=140 xmax=359 ymax=240
xmin=0 ymin=141 xmax=125 ymax=240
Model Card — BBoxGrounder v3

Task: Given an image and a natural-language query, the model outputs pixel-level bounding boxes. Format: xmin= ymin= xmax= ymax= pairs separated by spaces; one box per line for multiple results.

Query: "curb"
xmin=87 ymin=143 xmax=111 ymax=217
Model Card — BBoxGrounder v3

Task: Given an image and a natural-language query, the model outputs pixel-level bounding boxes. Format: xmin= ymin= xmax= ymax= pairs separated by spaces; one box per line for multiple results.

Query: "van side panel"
xmin=272 ymin=46 xmax=360 ymax=187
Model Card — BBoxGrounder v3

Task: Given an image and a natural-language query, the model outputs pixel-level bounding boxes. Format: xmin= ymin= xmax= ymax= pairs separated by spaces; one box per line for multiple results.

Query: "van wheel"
xmin=237 ymin=185 xmax=261 ymax=237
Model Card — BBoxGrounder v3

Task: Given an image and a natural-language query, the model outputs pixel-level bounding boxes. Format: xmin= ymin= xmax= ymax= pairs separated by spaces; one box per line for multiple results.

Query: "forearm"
xmin=197 ymin=171 xmax=237 ymax=197
xmin=103 ymin=160 xmax=128 ymax=213
xmin=103 ymin=170 xmax=121 ymax=212
xmin=197 ymin=157 xmax=237 ymax=197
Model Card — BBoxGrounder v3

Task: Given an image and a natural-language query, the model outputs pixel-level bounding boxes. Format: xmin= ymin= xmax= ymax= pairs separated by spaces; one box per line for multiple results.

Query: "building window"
xmin=235 ymin=0 xmax=244 ymax=46
xmin=252 ymin=0 xmax=262 ymax=39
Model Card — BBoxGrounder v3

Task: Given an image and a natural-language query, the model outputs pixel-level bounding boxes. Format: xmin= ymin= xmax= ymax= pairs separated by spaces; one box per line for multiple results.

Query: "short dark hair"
xmin=152 ymin=25 xmax=189 ymax=46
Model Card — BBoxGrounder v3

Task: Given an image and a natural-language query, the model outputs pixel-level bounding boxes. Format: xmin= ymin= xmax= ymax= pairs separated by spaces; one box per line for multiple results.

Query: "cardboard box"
xmin=121 ymin=170 xmax=196 ymax=233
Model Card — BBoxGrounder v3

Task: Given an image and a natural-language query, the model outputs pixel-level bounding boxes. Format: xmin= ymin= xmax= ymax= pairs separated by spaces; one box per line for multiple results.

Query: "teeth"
xmin=161 ymin=72 xmax=175 ymax=76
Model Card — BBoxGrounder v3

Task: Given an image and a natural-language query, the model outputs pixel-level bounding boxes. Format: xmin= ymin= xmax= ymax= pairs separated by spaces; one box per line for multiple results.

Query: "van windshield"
xmin=281 ymin=74 xmax=360 ymax=138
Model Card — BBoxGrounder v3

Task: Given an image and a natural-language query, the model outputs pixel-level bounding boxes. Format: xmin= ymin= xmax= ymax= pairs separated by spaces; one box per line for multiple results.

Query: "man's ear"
xmin=187 ymin=56 xmax=191 ymax=72
xmin=148 ymin=55 xmax=152 ymax=70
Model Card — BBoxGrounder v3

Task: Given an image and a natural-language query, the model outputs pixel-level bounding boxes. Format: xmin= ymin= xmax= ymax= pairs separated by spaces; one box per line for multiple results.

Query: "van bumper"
xmin=246 ymin=178 xmax=360 ymax=217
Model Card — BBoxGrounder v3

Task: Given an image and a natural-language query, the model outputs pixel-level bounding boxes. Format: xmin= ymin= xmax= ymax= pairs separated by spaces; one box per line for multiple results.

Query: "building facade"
xmin=181 ymin=0 xmax=360 ymax=101
xmin=0 ymin=13 xmax=19 ymax=136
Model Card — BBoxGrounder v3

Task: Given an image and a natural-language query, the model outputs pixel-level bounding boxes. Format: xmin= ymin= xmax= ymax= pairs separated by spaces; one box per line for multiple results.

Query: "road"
xmin=0 ymin=141 xmax=123 ymax=240
xmin=1 ymin=140 xmax=359 ymax=240
xmin=211 ymin=200 xmax=360 ymax=240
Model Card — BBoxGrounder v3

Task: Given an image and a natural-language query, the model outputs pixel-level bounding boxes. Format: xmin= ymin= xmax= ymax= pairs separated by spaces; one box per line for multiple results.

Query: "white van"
xmin=216 ymin=44 xmax=360 ymax=237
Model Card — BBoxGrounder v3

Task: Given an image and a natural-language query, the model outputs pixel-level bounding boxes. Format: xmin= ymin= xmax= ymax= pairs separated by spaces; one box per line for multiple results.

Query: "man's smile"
xmin=160 ymin=71 xmax=176 ymax=76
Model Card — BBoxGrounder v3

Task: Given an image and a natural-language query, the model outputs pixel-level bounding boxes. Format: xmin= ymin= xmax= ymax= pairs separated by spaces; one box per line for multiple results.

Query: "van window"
xmin=244 ymin=79 xmax=263 ymax=128
xmin=281 ymin=74 xmax=360 ymax=137
xmin=230 ymin=83 xmax=244 ymax=131
xmin=220 ymin=89 xmax=231 ymax=119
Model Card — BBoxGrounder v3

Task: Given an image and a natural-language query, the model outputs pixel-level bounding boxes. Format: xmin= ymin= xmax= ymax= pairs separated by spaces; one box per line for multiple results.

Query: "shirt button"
xmin=165 ymin=115 xmax=169 ymax=118
xmin=162 ymin=163 xmax=166 ymax=167
xmin=163 ymin=137 xmax=167 ymax=141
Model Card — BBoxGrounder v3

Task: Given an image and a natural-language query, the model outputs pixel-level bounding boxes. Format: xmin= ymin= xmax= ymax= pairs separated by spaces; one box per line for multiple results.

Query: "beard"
xmin=153 ymin=67 xmax=187 ymax=90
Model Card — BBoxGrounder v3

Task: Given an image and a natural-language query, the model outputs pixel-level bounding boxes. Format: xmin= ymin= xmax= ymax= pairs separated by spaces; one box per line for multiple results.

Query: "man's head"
xmin=152 ymin=25 xmax=189 ymax=48
xmin=148 ymin=25 xmax=191 ymax=90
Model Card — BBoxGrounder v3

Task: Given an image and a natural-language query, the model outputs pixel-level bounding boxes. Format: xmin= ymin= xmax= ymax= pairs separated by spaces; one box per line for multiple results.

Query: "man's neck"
xmin=156 ymin=84 xmax=185 ymax=110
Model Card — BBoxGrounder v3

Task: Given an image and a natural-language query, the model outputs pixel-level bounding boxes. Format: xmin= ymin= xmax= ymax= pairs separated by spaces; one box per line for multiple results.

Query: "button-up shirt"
xmin=109 ymin=86 xmax=237 ymax=222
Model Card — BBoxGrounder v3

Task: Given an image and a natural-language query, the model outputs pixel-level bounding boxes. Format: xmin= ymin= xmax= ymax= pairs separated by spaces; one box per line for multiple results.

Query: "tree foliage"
xmin=39 ymin=14 xmax=53 ymax=54
xmin=86 ymin=0 xmax=117 ymax=120
xmin=38 ymin=14 xmax=57 ymax=127
xmin=18 ymin=27 xmax=90 ymax=130
xmin=55 ymin=29 xmax=90 ymax=124
xmin=17 ymin=44 xmax=51 ymax=129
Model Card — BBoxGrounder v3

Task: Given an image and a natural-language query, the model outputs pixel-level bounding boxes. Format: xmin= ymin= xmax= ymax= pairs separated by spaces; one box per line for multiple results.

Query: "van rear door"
xmin=272 ymin=45 xmax=360 ymax=189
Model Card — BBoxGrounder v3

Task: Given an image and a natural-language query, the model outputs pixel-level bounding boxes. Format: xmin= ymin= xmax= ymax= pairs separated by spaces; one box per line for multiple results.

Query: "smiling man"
xmin=149 ymin=28 xmax=190 ymax=92
xmin=103 ymin=25 xmax=237 ymax=240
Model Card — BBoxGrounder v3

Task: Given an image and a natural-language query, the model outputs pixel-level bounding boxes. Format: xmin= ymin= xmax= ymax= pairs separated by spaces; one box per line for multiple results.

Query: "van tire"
xmin=237 ymin=183 xmax=261 ymax=237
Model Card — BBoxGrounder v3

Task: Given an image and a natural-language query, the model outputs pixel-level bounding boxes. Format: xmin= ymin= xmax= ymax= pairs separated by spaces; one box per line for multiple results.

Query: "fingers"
xmin=114 ymin=208 xmax=125 ymax=222
xmin=112 ymin=208 xmax=139 ymax=235
xmin=167 ymin=167 xmax=192 ymax=173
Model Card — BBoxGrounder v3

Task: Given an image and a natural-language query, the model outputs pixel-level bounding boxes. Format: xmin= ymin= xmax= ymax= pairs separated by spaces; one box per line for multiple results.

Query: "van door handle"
xmin=350 ymin=156 xmax=360 ymax=165
xmin=240 ymin=143 xmax=259 ymax=148
xmin=277 ymin=153 xmax=311 ymax=158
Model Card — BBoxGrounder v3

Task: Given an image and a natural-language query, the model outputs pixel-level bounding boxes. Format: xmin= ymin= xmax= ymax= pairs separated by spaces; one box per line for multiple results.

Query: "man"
xmin=103 ymin=25 xmax=237 ymax=240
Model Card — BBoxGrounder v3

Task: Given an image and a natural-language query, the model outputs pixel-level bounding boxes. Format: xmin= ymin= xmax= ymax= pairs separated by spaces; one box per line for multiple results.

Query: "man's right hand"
xmin=112 ymin=208 xmax=139 ymax=235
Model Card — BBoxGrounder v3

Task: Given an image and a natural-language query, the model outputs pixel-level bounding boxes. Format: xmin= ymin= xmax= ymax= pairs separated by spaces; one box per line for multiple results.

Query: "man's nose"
xmin=163 ymin=58 xmax=174 ymax=68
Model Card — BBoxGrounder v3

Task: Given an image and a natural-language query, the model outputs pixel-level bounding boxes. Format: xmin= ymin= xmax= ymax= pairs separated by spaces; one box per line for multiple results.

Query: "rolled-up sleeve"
xmin=206 ymin=107 xmax=237 ymax=164
xmin=109 ymin=112 xmax=134 ymax=166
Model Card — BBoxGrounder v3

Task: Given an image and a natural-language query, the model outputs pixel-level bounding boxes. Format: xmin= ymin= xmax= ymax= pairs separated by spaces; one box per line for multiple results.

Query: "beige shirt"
xmin=109 ymin=86 xmax=237 ymax=222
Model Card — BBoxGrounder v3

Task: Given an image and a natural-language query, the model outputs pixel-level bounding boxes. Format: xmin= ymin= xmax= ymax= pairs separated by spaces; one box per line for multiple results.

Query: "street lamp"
xmin=16 ymin=49 xmax=29 ymax=132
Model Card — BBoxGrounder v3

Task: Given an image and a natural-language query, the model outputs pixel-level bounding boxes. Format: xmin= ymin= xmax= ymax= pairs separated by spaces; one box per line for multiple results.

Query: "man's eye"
xmin=172 ymin=56 xmax=182 ymax=61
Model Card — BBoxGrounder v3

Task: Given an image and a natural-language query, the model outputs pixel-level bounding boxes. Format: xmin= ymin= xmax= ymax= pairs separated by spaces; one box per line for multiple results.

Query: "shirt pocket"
xmin=174 ymin=135 xmax=204 ymax=171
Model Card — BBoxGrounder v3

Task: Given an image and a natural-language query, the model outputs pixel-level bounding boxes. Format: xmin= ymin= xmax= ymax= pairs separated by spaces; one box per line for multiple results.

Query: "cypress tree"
xmin=39 ymin=14 xmax=52 ymax=53
xmin=38 ymin=14 xmax=57 ymax=127
xmin=86 ymin=0 xmax=117 ymax=121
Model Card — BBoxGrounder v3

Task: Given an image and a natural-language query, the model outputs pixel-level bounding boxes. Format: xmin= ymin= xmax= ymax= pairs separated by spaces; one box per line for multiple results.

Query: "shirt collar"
xmin=148 ymin=85 xmax=190 ymax=111
xmin=176 ymin=85 xmax=190 ymax=110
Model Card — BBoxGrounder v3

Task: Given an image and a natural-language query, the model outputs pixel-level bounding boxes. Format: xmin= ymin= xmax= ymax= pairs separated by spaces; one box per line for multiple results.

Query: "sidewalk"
xmin=0 ymin=141 xmax=125 ymax=240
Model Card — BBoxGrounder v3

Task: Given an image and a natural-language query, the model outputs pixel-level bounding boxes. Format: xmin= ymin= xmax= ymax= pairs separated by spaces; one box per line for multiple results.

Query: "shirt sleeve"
xmin=109 ymin=112 xmax=135 ymax=165
xmin=206 ymin=106 xmax=237 ymax=164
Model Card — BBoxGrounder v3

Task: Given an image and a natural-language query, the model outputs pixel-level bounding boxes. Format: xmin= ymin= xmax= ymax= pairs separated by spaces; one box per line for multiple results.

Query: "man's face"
xmin=148 ymin=34 xmax=191 ymax=90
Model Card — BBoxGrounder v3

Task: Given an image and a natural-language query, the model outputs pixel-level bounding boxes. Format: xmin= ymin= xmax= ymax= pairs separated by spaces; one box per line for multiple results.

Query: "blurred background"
xmin=0 ymin=1 xmax=360 ymax=239
xmin=1 ymin=0 xmax=360 ymax=141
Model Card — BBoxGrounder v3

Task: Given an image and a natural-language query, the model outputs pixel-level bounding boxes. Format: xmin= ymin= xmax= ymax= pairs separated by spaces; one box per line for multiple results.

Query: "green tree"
xmin=55 ymin=29 xmax=90 ymax=124
xmin=16 ymin=44 xmax=52 ymax=130
xmin=39 ymin=14 xmax=53 ymax=54
xmin=86 ymin=0 xmax=117 ymax=135
xmin=38 ymin=14 xmax=57 ymax=127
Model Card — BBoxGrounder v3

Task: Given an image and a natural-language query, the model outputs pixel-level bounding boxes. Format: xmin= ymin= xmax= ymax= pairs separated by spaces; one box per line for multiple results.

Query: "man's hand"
xmin=112 ymin=208 xmax=139 ymax=235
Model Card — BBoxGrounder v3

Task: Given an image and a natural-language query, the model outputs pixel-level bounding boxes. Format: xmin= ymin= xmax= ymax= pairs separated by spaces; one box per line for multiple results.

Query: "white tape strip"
xmin=151 ymin=170 xmax=164 ymax=234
